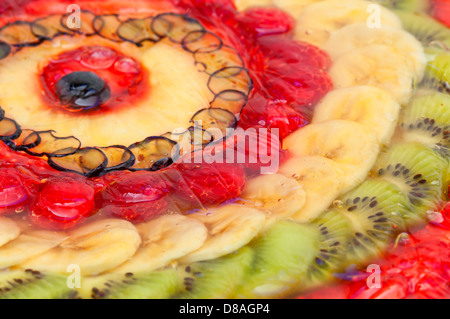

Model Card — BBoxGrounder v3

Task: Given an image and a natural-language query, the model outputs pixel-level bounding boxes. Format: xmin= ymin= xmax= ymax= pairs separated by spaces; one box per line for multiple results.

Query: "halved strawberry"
xmin=239 ymin=92 xmax=309 ymax=140
xmin=0 ymin=167 xmax=37 ymax=215
xmin=99 ymin=171 xmax=169 ymax=223
xmin=29 ymin=175 xmax=96 ymax=230
xmin=170 ymin=161 xmax=246 ymax=208
xmin=236 ymin=7 xmax=295 ymax=38
xmin=258 ymin=36 xmax=332 ymax=70
xmin=264 ymin=59 xmax=333 ymax=111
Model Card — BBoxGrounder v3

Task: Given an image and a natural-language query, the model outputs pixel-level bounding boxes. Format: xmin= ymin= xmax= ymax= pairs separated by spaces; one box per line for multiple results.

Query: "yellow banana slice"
xmin=328 ymin=44 xmax=419 ymax=105
xmin=235 ymin=0 xmax=273 ymax=10
xmin=294 ymin=0 xmax=403 ymax=47
xmin=322 ymin=23 xmax=427 ymax=76
xmin=273 ymin=0 xmax=322 ymax=18
xmin=0 ymin=217 xmax=20 ymax=247
xmin=283 ymin=120 xmax=380 ymax=192
xmin=237 ymin=174 xmax=306 ymax=229
xmin=21 ymin=219 xmax=141 ymax=276
xmin=0 ymin=230 xmax=67 ymax=269
xmin=179 ymin=204 xmax=266 ymax=264
xmin=312 ymin=86 xmax=401 ymax=145
xmin=111 ymin=214 xmax=208 ymax=273
xmin=278 ymin=156 xmax=345 ymax=223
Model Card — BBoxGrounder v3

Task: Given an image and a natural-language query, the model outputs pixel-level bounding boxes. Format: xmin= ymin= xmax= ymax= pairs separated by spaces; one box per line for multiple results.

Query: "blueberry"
xmin=55 ymin=71 xmax=111 ymax=111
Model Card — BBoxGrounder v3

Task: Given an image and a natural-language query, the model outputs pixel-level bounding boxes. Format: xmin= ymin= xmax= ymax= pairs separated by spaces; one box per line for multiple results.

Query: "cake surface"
xmin=0 ymin=0 xmax=449 ymax=299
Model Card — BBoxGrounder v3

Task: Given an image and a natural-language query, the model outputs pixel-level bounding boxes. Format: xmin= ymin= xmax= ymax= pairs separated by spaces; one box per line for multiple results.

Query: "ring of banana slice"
xmin=1 ymin=0 xmax=449 ymax=299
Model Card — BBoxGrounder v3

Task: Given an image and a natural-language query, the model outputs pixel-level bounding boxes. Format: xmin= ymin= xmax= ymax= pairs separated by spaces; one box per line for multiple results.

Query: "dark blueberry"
xmin=55 ymin=71 xmax=111 ymax=111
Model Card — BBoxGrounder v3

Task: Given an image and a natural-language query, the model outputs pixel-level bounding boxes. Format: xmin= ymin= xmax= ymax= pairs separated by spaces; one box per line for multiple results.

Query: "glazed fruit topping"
xmin=29 ymin=175 xmax=96 ymax=230
xmin=0 ymin=168 xmax=33 ymax=215
xmin=236 ymin=7 xmax=295 ymax=38
xmin=432 ymin=0 xmax=450 ymax=28
xmin=55 ymin=71 xmax=111 ymax=112
xmin=41 ymin=45 xmax=145 ymax=114
xmin=99 ymin=171 xmax=170 ymax=223
xmin=171 ymin=162 xmax=247 ymax=208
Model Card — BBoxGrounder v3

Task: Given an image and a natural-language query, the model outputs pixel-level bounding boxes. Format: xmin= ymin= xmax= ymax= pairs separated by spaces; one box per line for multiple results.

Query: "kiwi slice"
xmin=421 ymin=48 xmax=450 ymax=94
xmin=373 ymin=0 xmax=429 ymax=12
xmin=175 ymin=246 xmax=254 ymax=299
xmin=0 ymin=269 xmax=75 ymax=299
xmin=304 ymin=210 xmax=352 ymax=287
xmin=236 ymin=221 xmax=319 ymax=298
xmin=77 ymin=268 xmax=180 ymax=299
xmin=394 ymin=11 xmax=450 ymax=48
xmin=372 ymin=142 xmax=447 ymax=226
xmin=399 ymin=92 xmax=450 ymax=160
xmin=326 ymin=179 xmax=407 ymax=264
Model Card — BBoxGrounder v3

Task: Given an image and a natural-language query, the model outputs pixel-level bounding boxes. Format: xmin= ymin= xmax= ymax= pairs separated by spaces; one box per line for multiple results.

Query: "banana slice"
xmin=312 ymin=86 xmax=401 ymax=145
xmin=0 ymin=217 xmax=20 ymax=247
xmin=235 ymin=0 xmax=273 ymax=10
xmin=322 ymin=23 xmax=427 ymax=77
xmin=273 ymin=0 xmax=322 ymax=18
xmin=294 ymin=0 xmax=403 ymax=47
xmin=278 ymin=156 xmax=345 ymax=223
xmin=21 ymin=219 xmax=141 ymax=276
xmin=111 ymin=214 xmax=208 ymax=273
xmin=238 ymin=174 xmax=306 ymax=229
xmin=0 ymin=230 xmax=67 ymax=269
xmin=179 ymin=204 xmax=266 ymax=264
xmin=283 ymin=120 xmax=380 ymax=192
xmin=328 ymin=44 xmax=418 ymax=105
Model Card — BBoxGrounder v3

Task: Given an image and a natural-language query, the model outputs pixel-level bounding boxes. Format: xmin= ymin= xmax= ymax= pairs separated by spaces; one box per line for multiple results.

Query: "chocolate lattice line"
xmin=0 ymin=12 xmax=252 ymax=177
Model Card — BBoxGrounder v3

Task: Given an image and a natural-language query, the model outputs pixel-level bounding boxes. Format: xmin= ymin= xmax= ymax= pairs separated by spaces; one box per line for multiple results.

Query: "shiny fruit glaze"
xmin=40 ymin=46 xmax=147 ymax=115
xmin=0 ymin=0 xmax=333 ymax=231
xmin=300 ymin=202 xmax=450 ymax=299
xmin=1 ymin=0 xmax=447 ymax=300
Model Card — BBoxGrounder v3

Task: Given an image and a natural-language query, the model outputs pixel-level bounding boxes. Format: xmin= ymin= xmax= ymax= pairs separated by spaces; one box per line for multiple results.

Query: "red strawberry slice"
xmin=239 ymin=92 xmax=309 ymax=140
xmin=99 ymin=171 xmax=169 ymax=223
xmin=264 ymin=59 xmax=333 ymax=110
xmin=0 ymin=168 xmax=35 ymax=215
xmin=170 ymin=162 xmax=246 ymax=208
xmin=257 ymin=36 xmax=332 ymax=70
xmin=29 ymin=175 xmax=96 ymax=230
xmin=213 ymin=121 xmax=288 ymax=176
xmin=432 ymin=0 xmax=450 ymax=27
xmin=237 ymin=7 xmax=295 ymax=38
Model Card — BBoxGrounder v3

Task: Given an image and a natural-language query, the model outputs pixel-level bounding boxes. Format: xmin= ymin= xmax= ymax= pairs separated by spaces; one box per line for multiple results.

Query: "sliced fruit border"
xmin=0 ymin=12 xmax=253 ymax=177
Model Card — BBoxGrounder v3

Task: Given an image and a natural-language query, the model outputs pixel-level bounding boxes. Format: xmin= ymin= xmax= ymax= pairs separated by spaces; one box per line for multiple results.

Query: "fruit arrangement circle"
xmin=0 ymin=0 xmax=448 ymax=300
xmin=0 ymin=11 xmax=253 ymax=176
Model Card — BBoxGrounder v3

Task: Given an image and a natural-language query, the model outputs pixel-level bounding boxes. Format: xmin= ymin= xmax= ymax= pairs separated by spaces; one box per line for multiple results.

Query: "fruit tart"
xmin=0 ymin=0 xmax=449 ymax=299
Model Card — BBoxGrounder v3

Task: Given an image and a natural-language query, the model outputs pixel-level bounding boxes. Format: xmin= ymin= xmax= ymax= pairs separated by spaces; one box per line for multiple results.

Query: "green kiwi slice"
xmin=394 ymin=11 xmax=450 ymax=48
xmin=0 ymin=269 xmax=75 ymax=299
xmin=327 ymin=179 xmax=407 ymax=264
xmin=176 ymin=246 xmax=254 ymax=299
xmin=373 ymin=0 xmax=429 ymax=12
xmin=304 ymin=210 xmax=352 ymax=287
xmin=421 ymin=48 xmax=450 ymax=94
xmin=236 ymin=221 xmax=319 ymax=298
xmin=399 ymin=92 xmax=450 ymax=160
xmin=372 ymin=142 xmax=447 ymax=226
xmin=77 ymin=268 xmax=180 ymax=299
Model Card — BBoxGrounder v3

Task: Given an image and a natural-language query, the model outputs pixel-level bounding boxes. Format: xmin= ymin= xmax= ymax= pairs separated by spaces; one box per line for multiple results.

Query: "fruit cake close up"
xmin=0 ymin=0 xmax=449 ymax=299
